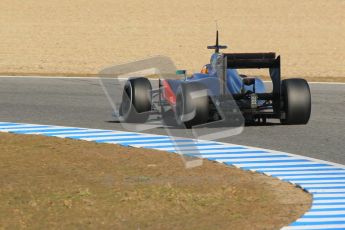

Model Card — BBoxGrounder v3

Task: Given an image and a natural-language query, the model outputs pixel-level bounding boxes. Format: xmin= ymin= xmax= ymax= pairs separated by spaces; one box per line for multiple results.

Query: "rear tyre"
xmin=175 ymin=82 xmax=209 ymax=128
xmin=280 ymin=78 xmax=311 ymax=125
xmin=120 ymin=77 xmax=152 ymax=123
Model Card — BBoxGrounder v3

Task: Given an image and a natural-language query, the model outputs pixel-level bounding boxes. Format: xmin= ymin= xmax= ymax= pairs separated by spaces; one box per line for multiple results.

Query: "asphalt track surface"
xmin=0 ymin=76 xmax=344 ymax=165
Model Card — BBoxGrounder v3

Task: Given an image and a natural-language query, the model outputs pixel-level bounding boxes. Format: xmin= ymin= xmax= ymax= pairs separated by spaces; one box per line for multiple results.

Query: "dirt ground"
xmin=0 ymin=0 xmax=344 ymax=80
xmin=0 ymin=132 xmax=311 ymax=229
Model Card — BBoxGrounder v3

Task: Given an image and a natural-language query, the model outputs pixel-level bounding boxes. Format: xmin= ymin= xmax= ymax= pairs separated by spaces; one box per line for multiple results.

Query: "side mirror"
xmin=176 ymin=70 xmax=186 ymax=75
xmin=176 ymin=70 xmax=187 ymax=80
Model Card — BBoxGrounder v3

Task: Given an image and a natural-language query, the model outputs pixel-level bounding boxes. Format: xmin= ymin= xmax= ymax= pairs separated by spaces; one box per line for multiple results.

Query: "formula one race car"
xmin=117 ymin=31 xmax=311 ymax=128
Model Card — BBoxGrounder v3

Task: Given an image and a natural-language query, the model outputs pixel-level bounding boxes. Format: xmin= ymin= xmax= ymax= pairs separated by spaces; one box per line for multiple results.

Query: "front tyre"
xmin=280 ymin=78 xmax=311 ymax=125
xmin=120 ymin=77 xmax=152 ymax=123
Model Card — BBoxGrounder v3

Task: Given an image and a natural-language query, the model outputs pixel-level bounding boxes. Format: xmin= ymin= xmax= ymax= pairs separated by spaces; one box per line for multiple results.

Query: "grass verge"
xmin=0 ymin=133 xmax=311 ymax=229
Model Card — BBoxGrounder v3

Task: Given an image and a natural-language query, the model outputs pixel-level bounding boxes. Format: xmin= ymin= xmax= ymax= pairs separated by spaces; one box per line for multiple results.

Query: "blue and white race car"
xmin=119 ymin=31 xmax=311 ymax=128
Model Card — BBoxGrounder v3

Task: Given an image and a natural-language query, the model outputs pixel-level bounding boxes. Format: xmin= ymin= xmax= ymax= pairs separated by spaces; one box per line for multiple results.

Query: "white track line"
xmin=193 ymin=153 xmax=287 ymax=158
xmin=81 ymin=135 xmax=162 ymax=141
xmin=302 ymin=184 xmax=345 ymax=188
xmin=282 ymin=225 xmax=345 ymax=230
xmin=313 ymin=194 xmax=345 ymax=198
xmin=278 ymin=175 xmax=345 ymax=180
xmin=311 ymin=189 xmax=345 ymax=193
xmin=265 ymin=170 xmax=345 ymax=176
xmin=312 ymin=205 xmax=345 ymax=209
xmin=291 ymin=179 xmax=345 ymax=184
xmin=304 ymin=210 xmax=345 ymax=215
xmin=232 ymin=161 xmax=319 ymax=167
xmin=314 ymin=199 xmax=345 ymax=203
xmin=254 ymin=166 xmax=338 ymax=171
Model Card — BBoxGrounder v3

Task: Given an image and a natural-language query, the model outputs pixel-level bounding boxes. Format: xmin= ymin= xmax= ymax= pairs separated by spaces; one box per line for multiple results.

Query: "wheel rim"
xmin=120 ymin=82 xmax=133 ymax=117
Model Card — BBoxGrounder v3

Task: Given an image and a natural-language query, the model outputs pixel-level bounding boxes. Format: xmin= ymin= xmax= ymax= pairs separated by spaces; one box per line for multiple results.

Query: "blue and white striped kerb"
xmin=1 ymin=122 xmax=345 ymax=229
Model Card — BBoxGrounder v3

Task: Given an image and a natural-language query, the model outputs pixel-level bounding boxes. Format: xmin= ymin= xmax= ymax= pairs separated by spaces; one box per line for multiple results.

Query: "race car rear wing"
xmin=219 ymin=52 xmax=282 ymax=114
xmin=225 ymin=53 xmax=280 ymax=69
xmin=226 ymin=52 xmax=276 ymax=59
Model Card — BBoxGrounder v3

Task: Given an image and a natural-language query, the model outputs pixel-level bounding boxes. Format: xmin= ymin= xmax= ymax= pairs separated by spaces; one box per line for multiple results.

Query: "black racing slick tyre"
xmin=175 ymin=82 xmax=209 ymax=129
xmin=120 ymin=77 xmax=152 ymax=123
xmin=280 ymin=78 xmax=311 ymax=125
